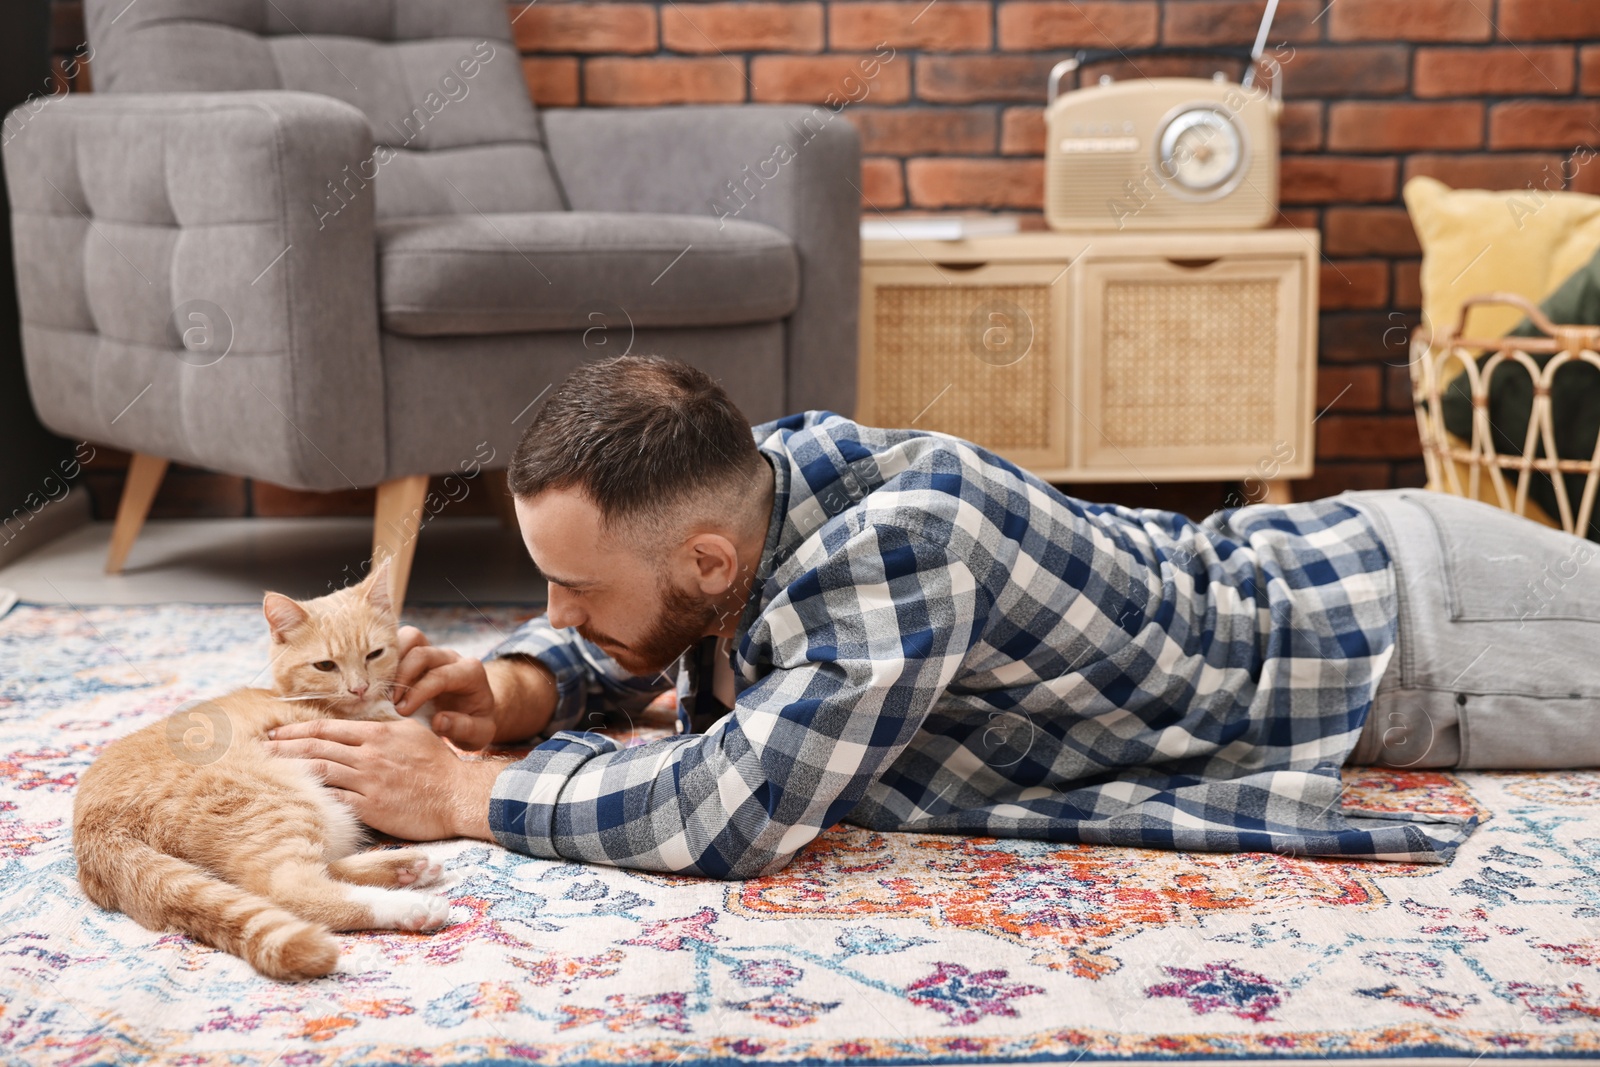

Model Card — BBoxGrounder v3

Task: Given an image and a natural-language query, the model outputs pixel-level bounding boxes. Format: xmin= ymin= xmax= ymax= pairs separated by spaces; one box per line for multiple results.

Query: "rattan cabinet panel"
xmin=858 ymin=261 xmax=1070 ymax=472
xmin=1078 ymin=253 xmax=1307 ymax=477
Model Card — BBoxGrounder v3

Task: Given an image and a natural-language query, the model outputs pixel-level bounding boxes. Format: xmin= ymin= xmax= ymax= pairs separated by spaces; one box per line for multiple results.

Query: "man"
xmin=264 ymin=356 xmax=1600 ymax=878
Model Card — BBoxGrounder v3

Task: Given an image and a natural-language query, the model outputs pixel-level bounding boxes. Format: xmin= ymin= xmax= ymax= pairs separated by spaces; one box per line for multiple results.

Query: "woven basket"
xmin=1410 ymin=292 xmax=1600 ymax=536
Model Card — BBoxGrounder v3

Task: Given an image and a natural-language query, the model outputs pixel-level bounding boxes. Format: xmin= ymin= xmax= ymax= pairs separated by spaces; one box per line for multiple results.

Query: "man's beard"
xmin=579 ymin=574 xmax=724 ymax=677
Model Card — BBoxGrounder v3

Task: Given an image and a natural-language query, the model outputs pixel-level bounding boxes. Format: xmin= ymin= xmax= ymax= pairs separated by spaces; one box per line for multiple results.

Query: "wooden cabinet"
xmin=858 ymin=230 xmax=1319 ymax=492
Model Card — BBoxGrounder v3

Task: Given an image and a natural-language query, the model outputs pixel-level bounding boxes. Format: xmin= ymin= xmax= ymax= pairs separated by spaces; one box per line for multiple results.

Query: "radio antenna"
xmin=1240 ymin=0 xmax=1281 ymax=89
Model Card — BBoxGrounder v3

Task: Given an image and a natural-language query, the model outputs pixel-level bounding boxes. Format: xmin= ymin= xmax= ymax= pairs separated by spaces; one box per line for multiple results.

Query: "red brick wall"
xmin=39 ymin=1 xmax=1600 ymax=520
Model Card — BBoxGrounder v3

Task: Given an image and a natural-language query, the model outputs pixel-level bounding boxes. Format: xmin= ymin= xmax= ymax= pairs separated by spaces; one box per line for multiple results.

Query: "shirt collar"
xmin=735 ymin=448 xmax=790 ymax=645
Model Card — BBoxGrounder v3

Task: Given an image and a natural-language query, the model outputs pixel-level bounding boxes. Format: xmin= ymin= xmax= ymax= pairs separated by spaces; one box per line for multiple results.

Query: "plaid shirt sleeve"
xmin=481 ymin=617 xmax=672 ymax=738
xmin=486 ymin=525 xmax=983 ymax=879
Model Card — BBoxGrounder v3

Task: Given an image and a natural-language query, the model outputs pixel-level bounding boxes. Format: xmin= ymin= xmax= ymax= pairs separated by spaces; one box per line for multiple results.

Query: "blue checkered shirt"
xmin=484 ymin=412 xmax=1476 ymax=878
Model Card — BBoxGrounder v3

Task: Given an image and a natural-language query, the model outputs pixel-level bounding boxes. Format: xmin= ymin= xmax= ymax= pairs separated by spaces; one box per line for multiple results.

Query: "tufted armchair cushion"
xmin=378 ymin=213 xmax=801 ymax=337
xmin=85 ymin=0 xmax=565 ymax=219
xmin=6 ymin=91 xmax=386 ymax=489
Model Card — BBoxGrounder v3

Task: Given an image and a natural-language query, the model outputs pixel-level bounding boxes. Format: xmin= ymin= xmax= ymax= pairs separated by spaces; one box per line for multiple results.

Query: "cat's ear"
xmin=263 ymin=593 xmax=309 ymax=643
xmin=362 ymin=556 xmax=394 ymax=615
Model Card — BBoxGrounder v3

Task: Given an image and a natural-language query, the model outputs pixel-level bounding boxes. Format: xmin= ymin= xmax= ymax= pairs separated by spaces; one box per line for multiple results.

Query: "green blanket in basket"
xmin=1439 ymin=247 xmax=1600 ymax=541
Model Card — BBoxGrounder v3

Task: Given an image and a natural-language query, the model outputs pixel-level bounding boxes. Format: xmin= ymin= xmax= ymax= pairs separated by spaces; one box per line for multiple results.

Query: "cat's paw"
xmin=351 ymin=887 xmax=452 ymax=932
xmin=330 ymin=848 xmax=445 ymax=888
xmin=394 ymin=893 xmax=451 ymax=932
xmin=396 ymin=855 xmax=445 ymax=888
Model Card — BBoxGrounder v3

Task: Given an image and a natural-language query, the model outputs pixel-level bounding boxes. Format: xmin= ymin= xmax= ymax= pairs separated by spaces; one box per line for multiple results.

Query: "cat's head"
xmin=263 ymin=558 xmax=403 ymax=718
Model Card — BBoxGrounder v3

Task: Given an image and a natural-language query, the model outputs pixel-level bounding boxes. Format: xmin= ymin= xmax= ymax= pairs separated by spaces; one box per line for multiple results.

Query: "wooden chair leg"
xmin=1262 ymin=478 xmax=1294 ymax=505
xmin=372 ymin=474 xmax=430 ymax=609
xmin=483 ymin=469 xmax=519 ymax=531
xmin=105 ymin=453 xmax=168 ymax=574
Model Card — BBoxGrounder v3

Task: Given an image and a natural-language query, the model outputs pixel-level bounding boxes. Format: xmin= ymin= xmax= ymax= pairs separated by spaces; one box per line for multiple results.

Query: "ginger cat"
xmin=72 ymin=559 xmax=452 ymax=981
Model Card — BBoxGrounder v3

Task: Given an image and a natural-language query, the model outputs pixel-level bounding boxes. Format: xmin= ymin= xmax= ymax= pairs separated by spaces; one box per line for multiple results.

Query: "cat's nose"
xmin=350 ymin=682 xmax=369 ymax=698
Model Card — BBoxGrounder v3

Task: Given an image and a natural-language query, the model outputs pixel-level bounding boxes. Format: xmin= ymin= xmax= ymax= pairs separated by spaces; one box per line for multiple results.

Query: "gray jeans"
xmin=1335 ymin=488 xmax=1600 ymax=769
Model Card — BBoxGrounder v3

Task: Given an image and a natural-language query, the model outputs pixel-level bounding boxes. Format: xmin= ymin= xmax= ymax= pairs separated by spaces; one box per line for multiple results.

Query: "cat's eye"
xmin=366 ymin=648 xmax=384 ymax=661
xmin=312 ymin=660 xmax=337 ymax=672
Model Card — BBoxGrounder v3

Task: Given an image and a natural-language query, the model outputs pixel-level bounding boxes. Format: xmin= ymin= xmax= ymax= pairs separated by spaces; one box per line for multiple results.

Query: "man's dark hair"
xmin=507 ymin=355 xmax=766 ymax=540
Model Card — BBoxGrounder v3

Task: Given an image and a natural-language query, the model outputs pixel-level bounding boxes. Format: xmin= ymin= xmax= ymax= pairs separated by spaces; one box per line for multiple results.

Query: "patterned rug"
xmin=2 ymin=601 xmax=1599 ymax=1065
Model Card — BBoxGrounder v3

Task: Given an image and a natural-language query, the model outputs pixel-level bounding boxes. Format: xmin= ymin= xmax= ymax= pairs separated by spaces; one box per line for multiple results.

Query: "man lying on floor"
xmin=263 ymin=355 xmax=1600 ymax=878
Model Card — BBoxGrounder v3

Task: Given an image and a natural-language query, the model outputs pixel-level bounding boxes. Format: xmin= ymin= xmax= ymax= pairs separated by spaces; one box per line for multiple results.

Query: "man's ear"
xmin=362 ymin=556 xmax=394 ymax=614
xmin=687 ymin=533 xmax=740 ymax=595
xmin=263 ymin=593 xmax=308 ymax=643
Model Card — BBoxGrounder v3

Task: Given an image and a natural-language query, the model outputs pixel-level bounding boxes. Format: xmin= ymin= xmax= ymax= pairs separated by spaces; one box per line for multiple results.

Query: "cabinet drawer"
xmin=858 ymin=260 xmax=1071 ymax=473
xmin=1075 ymin=253 xmax=1312 ymax=479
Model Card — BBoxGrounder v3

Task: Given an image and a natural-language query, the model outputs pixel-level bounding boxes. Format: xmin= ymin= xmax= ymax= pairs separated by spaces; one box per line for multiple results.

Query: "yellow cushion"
xmin=1403 ymin=175 xmax=1600 ymax=532
xmin=1403 ymin=175 xmax=1600 ymax=346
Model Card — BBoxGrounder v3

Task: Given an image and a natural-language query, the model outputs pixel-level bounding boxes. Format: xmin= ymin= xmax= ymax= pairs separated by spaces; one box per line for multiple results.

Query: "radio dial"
xmin=1158 ymin=107 xmax=1245 ymax=197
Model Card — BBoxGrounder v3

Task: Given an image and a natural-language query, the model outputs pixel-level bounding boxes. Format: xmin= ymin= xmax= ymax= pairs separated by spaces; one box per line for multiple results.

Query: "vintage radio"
xmin=1045 ymin=1 xmax=1287 ymax=232
xmin=1045 ymin=58 xmax=1281 ymax=232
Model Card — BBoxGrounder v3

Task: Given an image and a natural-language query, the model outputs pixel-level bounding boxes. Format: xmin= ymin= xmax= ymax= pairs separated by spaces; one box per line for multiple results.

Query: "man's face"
xmin=514 ymin=488 xmax=723 ymax=677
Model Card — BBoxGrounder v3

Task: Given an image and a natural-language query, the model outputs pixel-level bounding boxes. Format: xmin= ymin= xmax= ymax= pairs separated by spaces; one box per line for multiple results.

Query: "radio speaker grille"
xmin=871 ymin=284 xmax=1053 ymax=451
xmin=1100 ymin=278 xmax=1278 ymax=448
xmin=1049 ymin=158 xmax=1276 ymax=229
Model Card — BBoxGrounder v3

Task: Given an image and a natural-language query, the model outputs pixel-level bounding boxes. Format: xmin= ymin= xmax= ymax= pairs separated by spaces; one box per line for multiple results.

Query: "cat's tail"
xmin=76 ymin=832 xmax=338 ymax=980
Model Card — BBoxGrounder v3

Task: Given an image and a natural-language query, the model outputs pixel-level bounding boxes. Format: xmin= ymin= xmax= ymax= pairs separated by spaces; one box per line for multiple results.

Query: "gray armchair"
xmin=2 ymin=0 xmax=860 ymax=603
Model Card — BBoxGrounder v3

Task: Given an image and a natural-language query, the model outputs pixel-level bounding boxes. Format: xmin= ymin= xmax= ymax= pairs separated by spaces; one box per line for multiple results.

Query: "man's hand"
xmin=393 ymin=626 xmax=499 ymax=750
xmin=393 ymin=626 xmax=558 ymax=749
xmin=261 ymin=716 xmax=503 ymax=841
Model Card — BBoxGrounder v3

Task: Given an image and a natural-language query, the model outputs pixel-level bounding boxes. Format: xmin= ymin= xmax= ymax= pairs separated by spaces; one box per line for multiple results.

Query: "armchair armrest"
xmin=2 ymin=91 xmax=385 ymax=490
xmin=541 ymin=106 xmax=861 ymax=416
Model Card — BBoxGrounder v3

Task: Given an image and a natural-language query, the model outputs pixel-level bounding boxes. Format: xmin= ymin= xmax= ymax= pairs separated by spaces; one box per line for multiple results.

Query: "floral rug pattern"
xmin=1 ymin=601 xmax=1598 ymax=1065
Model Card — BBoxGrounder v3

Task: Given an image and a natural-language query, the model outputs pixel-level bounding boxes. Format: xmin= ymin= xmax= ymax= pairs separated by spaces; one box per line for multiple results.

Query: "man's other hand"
xmin=261 ymin=717 xmax=500 ymax=841
xmin=393 ymin=626 xmax=498 ymax=751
